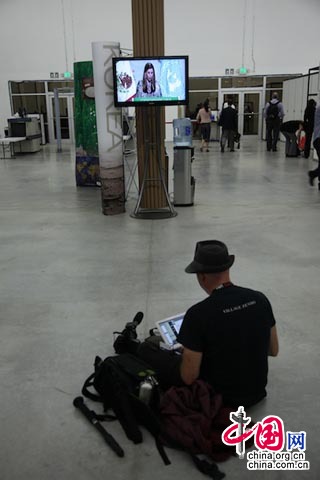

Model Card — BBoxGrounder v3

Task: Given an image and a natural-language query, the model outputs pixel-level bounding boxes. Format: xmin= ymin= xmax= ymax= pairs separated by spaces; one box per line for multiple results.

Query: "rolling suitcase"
xmin=280 ymin=121 xmax=301 ymax=158
xmin=283 ymin=132 xmax=298 ymax=157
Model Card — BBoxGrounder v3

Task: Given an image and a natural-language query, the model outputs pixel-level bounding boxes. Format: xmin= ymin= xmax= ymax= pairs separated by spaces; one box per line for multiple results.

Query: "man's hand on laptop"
xmin=159 ymin=341 xmax=183 ymax=353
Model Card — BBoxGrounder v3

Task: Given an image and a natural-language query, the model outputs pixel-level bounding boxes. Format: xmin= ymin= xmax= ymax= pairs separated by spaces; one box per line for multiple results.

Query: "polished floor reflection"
xmin=0 ymin=137 xmax=319 ymax=480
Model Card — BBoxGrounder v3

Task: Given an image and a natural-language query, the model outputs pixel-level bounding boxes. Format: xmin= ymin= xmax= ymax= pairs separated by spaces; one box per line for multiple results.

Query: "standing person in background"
xmin=223 ymin=99 xmax=236 ymax=109
xmin=264 ymin=92 xmax=285 ymax=152
xmin=196 ymin=100 xmax=211 ymax=152
xmin=308 ymin=103 xmax=320 ymax=189
xmin=303 ymin=99 xmax=317 ymax=159
xmin=218 ymin=99 xmax=238 ymax=152
xmin=295 ymin=122 xmax=306 ymax=155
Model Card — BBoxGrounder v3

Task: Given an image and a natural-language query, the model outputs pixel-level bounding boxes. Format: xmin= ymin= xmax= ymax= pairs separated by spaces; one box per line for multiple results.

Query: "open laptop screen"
xmin=156 ymin=313 xmax=184 ymax=346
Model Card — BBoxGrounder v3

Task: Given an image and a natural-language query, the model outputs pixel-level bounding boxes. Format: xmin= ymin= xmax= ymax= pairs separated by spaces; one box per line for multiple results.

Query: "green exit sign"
xmin=64 ymin=71 xmax=72 ymax=79
xmin=239 ymin=67 xmax=248 ymax=75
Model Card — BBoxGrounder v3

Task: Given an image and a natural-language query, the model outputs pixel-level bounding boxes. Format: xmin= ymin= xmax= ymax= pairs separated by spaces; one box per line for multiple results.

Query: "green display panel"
xmin=74 ymin=61 xmax=100 ymax=186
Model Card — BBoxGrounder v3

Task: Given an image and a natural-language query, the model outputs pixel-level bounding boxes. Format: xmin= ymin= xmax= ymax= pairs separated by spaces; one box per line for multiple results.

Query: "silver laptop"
xmin=155 ymin=312 xmax=184 ymax=349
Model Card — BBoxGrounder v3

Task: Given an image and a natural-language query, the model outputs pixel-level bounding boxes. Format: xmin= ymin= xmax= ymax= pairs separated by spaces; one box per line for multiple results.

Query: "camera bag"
xmin=78 ymin=353 xmax=227 ymax=479
xmin=81 ymin=353 xmax=170 ymax=465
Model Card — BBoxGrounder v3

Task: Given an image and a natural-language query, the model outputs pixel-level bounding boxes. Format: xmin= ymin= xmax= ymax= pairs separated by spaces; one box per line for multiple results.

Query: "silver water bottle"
xmin=138 ymin=378 xmax=154 ymax=405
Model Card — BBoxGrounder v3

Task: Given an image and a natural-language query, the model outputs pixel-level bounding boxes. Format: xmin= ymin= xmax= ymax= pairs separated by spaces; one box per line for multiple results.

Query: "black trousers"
xmin=310 ymin=137 xmax=320 ymax=179
xmin=200 ymin=123 xmax=211 ymax=142
xmin=266 ymin=118 xmax=281 ymax=151
xmin=221 ymin=129 xmax=235 ymax=150
xmin=304 ymin=128 xmax=313 ymax=158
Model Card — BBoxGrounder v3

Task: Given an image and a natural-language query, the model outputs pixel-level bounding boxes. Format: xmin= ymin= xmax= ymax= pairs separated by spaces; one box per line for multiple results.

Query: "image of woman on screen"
xmin=136 ymin=63 xmax=162 ymax=98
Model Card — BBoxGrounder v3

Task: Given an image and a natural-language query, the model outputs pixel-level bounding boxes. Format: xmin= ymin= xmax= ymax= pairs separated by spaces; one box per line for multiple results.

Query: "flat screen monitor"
xmin=112 ymin=56 xmax=189 ymax=107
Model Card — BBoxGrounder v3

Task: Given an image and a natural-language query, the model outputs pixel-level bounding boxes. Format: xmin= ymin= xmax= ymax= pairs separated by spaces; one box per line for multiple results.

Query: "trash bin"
xmin=280 ymin=120 xmax=301 ymax=157
xmin=173 ymin=146 xmax=195 ymax=206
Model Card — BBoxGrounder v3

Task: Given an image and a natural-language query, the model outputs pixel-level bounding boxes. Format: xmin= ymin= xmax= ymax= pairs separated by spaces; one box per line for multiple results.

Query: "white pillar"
xmin=92 ymin=41 xmax=125 ymax=215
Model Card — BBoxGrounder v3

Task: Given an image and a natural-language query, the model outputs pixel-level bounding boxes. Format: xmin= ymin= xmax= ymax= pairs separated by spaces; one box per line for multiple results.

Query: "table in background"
xmin=0 ymin=137 xmax=27 ymax=158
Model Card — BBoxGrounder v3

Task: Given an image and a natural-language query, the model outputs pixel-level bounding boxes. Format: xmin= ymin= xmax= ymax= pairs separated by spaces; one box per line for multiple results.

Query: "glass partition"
xmin=11 ymin=81 xmax=45 ymax=94
xmin=266 ymin=75 xmax=297 ymax=88
xmin=243 ymin=92 xmax=260 ymax=135
xmin=188 ymin=91 xmax=219 ymax=116
xmin=12 ymin=95 xmax=46 ymax=115
xmin=48 ymin=81 xmax=73 ymax=91
xmin=189 ymin=78 xmax=218 ymax=90
xmin=221 ymin=76 xmax=263 ymax=88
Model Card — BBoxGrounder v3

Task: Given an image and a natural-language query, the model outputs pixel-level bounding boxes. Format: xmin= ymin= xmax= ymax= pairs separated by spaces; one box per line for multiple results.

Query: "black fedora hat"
xmin=185 ymin=240 xmax=235 ymax=273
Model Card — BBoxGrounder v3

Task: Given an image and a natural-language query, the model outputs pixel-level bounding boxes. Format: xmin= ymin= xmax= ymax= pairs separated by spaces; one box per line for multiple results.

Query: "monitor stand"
xmin=131 ymin=108 xmax=177 ymax=219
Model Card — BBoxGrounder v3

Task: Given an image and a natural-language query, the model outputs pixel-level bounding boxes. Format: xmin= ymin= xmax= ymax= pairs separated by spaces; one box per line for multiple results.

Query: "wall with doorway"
xmin=0 ymin=0 xmax=320 ymax=134
xmin=0 ymin=0 xmax=133 ymax=133
xmin=283 ymin=73 xmax=320 ymax=121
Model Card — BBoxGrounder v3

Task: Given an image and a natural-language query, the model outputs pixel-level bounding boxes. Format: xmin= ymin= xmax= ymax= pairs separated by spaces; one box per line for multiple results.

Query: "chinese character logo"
xmin=255 ymin=415 xmax=284 ymax=451
xmin=222 ymin=406 xmax=285 ymax=458
xmin=287 ymin=431 xmax=306 ymax=452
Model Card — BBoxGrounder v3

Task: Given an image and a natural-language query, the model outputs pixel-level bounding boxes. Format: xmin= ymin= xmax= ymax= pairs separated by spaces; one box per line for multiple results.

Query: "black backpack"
xmin=76 ymin=351 xmax=226 ymax=479
xmin=79 ymin=353 xmax=170 ymax=465
xmin=267 ymin=100 xmax=280 ymax=119
xmin=74 ymin=305 xmax=226 ymax=480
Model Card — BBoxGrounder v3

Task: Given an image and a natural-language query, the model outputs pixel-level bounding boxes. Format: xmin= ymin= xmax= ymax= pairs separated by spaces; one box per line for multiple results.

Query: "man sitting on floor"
xmin=138 ymin=240 xmax=279 ymax=408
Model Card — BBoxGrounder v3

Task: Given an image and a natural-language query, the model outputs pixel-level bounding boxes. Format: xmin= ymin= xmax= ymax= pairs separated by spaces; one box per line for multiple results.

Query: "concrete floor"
xmin=0 ymin=137 xmax=319 ymax=480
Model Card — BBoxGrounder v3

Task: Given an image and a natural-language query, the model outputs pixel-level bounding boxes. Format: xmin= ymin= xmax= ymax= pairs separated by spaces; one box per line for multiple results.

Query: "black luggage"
xmin=282 ymin=132 xmax=298 ymax=157
xmin=280 ymin=120 xmax=301 ymax=157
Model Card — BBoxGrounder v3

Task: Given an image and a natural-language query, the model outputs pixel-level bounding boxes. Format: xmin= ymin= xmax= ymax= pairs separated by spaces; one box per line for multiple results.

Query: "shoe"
xmin=230 ymin=149 xmax=235 ymax=152
xmin=221 ymin=146 xmax=224 ymax=153
xmin=200 ymin=147 xmax=203 ymax=152
xmin=308 ymin=171 xmax=315 ymax=186
xmin=206 ymin=149 xmax=209 ymax=152
xmin=267 ymin=148 xmax=271 ymax=152
xmin=272 ymin=148 xmax=277 ymax=152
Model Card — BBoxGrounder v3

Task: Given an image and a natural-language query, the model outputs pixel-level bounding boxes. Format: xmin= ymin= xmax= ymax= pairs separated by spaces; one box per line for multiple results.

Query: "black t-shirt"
xmin=177 ymin=285 xmax=276 ymax=407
